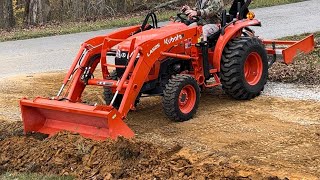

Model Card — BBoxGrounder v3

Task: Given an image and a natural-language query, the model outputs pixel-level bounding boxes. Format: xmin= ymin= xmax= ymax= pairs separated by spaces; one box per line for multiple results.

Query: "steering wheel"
xmin=176 ymin=13 xmax=201 ymax=25
xmin=176 ymin=13 xmax=188 ymax=23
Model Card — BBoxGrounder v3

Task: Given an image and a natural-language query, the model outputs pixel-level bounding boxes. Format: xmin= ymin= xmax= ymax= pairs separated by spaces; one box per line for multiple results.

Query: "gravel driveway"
xmin=263 ymin=82 xmax=320 ymax=101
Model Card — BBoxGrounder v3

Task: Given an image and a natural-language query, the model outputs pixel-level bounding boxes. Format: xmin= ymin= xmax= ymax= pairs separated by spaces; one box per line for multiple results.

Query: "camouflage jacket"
xmin=194 ymin=0 xmax=224 ymax=24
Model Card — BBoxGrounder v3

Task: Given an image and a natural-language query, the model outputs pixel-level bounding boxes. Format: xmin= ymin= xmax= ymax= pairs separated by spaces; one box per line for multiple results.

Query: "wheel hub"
xmin=178 ymin=85 xmax=196 ymax=114
xmin=244 ymin=52 xmax=263 ymax=86
xmin=179 ymin=91 xmax=188 ymax=106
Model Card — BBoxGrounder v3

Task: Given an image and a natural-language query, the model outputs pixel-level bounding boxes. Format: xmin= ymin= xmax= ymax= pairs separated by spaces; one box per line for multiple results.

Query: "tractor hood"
xmin=115 ymin=23 xmax=190 ymax=51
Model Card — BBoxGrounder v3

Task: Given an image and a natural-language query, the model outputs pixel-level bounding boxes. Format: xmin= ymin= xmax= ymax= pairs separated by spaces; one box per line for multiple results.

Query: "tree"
xmin=24 ymin=0 xmax=50 ymax=25
xmin=0 ymin=0 xmax=16 ymax=29
xmin=0 ymin=1 xmax=3 ymax=28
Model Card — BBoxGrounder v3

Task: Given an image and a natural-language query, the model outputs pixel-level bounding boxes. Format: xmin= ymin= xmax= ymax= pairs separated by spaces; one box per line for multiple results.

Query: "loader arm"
xmin=62 ymin=25 xmax=141 ymax=91
xmin=64 ymin=25 xmax=141 ymax=102
xmin=116 ymin=27 xmax=199 ymax=117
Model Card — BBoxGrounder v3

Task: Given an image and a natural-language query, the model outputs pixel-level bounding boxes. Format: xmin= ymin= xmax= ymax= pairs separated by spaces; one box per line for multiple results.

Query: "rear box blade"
xmin=20 ymin=98 xmax=134 ymax=140
xmin=282 ymin=34 xmax=315 ymax=64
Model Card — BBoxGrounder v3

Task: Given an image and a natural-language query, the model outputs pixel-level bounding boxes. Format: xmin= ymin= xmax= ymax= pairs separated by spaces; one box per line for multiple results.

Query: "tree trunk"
xmin=0 ymin=1 xmax=4 ymax=28
xmin=25 ymin=0 xmax=50 ymax=26
xmin=6 ymin=0 xmax=15 ymax=28
xmin=24 ymin=0 xmax=30 ymax=25
xmin=116 ymin=0 xmax=126 ymax=13
xmin=0 ymin=0 xmax=15 ymax=29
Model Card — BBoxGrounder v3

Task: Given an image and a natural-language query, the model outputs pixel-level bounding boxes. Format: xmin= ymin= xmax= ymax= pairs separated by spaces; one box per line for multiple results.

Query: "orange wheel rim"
xmin=244 ymin=52 xmax=263 ymax=85
xmin=178 ymin=85 xmax=196 ymax=114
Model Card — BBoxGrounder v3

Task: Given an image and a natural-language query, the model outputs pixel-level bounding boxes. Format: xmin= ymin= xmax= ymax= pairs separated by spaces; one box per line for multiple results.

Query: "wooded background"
xmin=0 ymin=0 xmax=192 ymax=29
xmin=0 ymin=0 xmax=233 ymax=30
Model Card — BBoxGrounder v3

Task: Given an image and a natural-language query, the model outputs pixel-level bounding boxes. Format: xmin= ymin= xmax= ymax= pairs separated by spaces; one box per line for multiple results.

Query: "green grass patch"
xmin=280 ymin=31 xmax=320 ymax=41
xmin=0 ymin=172 xmax=74 ymax=180
xmin=249 ymin=0 xmax=306 ymax=8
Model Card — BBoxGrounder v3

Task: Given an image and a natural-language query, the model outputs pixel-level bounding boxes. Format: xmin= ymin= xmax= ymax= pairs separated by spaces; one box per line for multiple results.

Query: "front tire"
xmin=163 ymin=74 xmax=200 ymax=122
xmin=103 ymin=70 xmax=140 ymax=109
xmin=220 ymin=37 xmax=268 ymax=100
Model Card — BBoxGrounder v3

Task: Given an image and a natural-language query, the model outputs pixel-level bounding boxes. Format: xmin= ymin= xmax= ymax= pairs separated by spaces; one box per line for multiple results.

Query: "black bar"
xmin=237 ymin=2 xmax=242 ymax=19
xmin=222 ymin=10 xmax=227 ymax=27
xmin=201 ymin=42 xmax=210 ymax=80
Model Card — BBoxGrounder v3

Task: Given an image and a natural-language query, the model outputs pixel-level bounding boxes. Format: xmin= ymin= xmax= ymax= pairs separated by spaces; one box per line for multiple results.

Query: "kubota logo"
xmin=164 ymin=34 xmax=184 ymax=45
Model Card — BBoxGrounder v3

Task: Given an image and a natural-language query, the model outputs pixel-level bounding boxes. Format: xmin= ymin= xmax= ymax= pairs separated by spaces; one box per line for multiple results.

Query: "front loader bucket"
xmin=20 ymin=98 xmax=134 ymax=140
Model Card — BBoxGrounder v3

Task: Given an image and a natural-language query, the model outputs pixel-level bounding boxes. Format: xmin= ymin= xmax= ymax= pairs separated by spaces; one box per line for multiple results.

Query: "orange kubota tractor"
xmin=20 ymin=0 xmax=315 ymax=140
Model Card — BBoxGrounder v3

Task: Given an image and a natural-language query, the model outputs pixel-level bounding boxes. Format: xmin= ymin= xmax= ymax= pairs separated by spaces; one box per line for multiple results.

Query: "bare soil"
xmin=0 ymin=73 xmax=319 ymax=179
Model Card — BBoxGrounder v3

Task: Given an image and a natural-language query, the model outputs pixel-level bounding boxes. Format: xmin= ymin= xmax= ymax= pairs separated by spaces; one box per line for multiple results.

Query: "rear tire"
xmin=163 ymin=74 xmax=200 ymax=122
xmin=220 ymin=37 xmax=268 ymax=100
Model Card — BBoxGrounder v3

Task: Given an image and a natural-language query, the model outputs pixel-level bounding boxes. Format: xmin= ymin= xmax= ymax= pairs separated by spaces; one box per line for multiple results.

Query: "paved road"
xmin=0 ymin=0 xmax=319 ymax=78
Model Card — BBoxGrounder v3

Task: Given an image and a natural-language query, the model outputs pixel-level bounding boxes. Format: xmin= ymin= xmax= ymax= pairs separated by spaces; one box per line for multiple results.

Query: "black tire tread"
xmin=163 ymin=74 xmax=200 ymax=122
xmin=220 ymin=37 xmax=268 ymax=100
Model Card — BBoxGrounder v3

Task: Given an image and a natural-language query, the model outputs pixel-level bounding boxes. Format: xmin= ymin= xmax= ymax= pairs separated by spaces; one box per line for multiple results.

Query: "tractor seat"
xmin=206 ymin=0 xmax=249 ymax=46
xmin=207 ymin=29 xmax=221 ymax=46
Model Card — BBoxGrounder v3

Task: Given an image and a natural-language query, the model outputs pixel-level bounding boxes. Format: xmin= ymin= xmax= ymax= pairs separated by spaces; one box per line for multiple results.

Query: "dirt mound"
xmin=0 ymin=121 xmax=284 ymax=180
xmin=0 ymin=120 xmax=23 ymax=140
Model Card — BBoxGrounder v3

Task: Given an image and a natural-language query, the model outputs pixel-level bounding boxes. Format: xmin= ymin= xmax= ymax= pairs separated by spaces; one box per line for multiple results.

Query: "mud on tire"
xmin=220 ymin=37 xmax=268 ymax=100
xmin=103 ymin=71 xmax=121 ymax=108
xmin=103 ymin=87 xmax=123 ymax=109
xmin=103 ymin=71 xmax=140 ymax=109
xmin=163 ymin=74 xmax=200 ymax=122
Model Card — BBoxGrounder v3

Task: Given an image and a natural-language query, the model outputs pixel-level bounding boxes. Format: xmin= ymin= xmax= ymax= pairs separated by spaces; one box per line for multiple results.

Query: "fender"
xmin=212 ymin=19 xmax=261 ymax=71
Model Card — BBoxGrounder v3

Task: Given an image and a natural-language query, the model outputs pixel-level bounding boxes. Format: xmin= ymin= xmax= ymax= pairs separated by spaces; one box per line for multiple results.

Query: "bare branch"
xmin=151 ymin=0 xmax=184 ymax=11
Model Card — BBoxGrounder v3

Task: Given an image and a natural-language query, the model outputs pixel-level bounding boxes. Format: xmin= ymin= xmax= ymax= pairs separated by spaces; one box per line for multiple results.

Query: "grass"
xmin=281 ymin=31 xmax=320 ymax=41
xmin=0 ymin=0 xmax=308 ymax=42
xmin=0 ymin=10 xmax=176 ymax=42
xmin=249 ymin=0 xmax=306 ymax=8
xmin=0 ymin=172 xmax=73 ymax=180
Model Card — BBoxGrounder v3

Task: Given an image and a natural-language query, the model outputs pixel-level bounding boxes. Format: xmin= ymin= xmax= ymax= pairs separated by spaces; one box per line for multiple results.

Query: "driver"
xmin=182 ymin=0 xmax=224 ymax=42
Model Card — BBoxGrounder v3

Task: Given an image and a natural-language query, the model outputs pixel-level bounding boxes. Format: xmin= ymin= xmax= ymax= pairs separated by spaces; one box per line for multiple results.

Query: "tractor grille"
xmin=115 ymin=51 xmax=129 ymax=78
